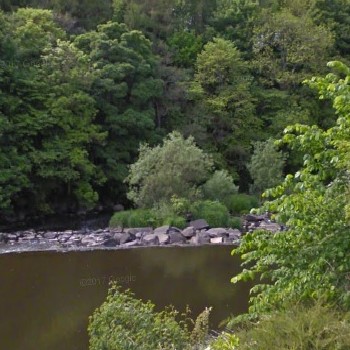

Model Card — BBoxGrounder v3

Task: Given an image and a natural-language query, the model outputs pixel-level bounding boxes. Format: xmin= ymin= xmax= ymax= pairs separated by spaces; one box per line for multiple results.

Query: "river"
xmin=0 ymin=245 xmax=251 ymax=350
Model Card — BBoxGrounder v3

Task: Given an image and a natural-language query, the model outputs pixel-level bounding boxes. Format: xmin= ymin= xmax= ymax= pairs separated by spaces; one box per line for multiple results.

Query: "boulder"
xmin=123 ymin=240 xmax=139 ymax=248
xmin=156 ymin=233 xmax=170 ymax=245
xmin=189 ymin=236 xmax=199 ymax=244
xmin=207 ymin=228 xmax=227 ymax=238
xmin=210 ymin=237 xmax=223 ymax=244
xmin=189 ymin=219 xmax=209 ymax=230
xmin=43 ymin=232 xmax=58 ymax=239
xmin=245 ymin=214 xmax=265 ymax=222
xmin=119 ymin=232 xmax=133 ymax=245
xmin=181 ymin=226 xmax=195 ymax=238
xmin=259 ymin=222 xmax=281 ymax=232
xmin=81 ymin=236 xmax=97 ymax=246
xmin=68 ymin=235 xmax=82 ymax=245
xmin=0 ymin=233 xmax=8 ymax=244
xmin=142 ymin=234 xmax=159 ymax=246
xmin=154 ymin=225 xmax=170 ymax=235
xmin=113 ymin=204 xmax=125 ymax=212
xmin=169 ymin=231 xmax=186 ymax=244
xmin=126 ymin=227 xmax=153 ymax=236
xmin=7 ymin=233 xmax=18 ymax=241
xmin=103 ymin=238 xmax=119 ymax=247
xmin=196 ymin=231 xmax=210 ymax=244
xmin=227 ymin=228 xmax=242 ymax=239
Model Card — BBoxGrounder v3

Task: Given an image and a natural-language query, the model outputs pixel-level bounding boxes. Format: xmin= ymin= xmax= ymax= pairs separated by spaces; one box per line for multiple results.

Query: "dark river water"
xmin=0 ymin=246 xmax=252 ymax=350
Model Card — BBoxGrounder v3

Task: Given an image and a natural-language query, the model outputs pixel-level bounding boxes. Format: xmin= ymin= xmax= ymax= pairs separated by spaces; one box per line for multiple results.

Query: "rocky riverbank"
xmin=0 ymin=215 xmax=282 ymax=254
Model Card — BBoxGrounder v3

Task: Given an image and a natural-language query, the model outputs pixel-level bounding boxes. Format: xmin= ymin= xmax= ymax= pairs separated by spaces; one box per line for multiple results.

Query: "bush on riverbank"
xmin=190 ymin=200 xmax=230 ymax=228
xmin=109 ymin=209 xmax=187 ymax=229
xmin=88 ymin=283 xmax=210 ymax=350
xmin=109 ymin=199 xmax=238 ymax=230
xmin=228 ymin=302 xmax=350 ymax=350
xmin=224 ymin=194 xmax=259 ymax=215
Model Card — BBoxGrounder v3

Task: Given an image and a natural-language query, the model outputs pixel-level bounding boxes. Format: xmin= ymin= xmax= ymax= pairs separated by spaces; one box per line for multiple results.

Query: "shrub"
xmin=127 ymin=209 xmax=157 ymax=228
xmin=109 ymin=210 xmax=130 ymax=228
xmin=88 ymin=283 xmax=211 ymax=350
xmin=162 ymin=215 xmax=187 ymax=229
xmin=190 ymin=200 xmax=229 ymax=227
xmin=109 ymin=209 xmax=156 ymax=228
xmin=125 ymin=131 xmax=213 ymax=208
xmin=228 ymin=216 xmax=242 ymax=229
xmin=210 ymin=332 xmax=239 ymax=350
xmin=234 ymin=302 xmax=350 ymax=350
xmin=247 ymin=138 xmax=286 ymax=195
xmin=201 ymin=170 xmax=238 ymax=203
xmin=224 ymin=194 xmax=259 ymax=214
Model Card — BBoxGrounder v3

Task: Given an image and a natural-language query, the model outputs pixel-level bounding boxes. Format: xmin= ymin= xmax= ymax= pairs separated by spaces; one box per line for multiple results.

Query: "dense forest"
xmin=1 ymin=0 xmax=350 ymax=223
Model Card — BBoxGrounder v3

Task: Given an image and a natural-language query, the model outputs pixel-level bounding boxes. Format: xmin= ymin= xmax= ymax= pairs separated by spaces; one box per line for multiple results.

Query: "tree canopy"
xmin=233 ymin=61 xmax=350 ymax=315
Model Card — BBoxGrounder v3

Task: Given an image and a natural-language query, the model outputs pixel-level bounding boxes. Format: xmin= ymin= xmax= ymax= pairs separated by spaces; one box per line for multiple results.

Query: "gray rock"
xmin=43 ymin=232 xmax=58 ymax=239
xmin=113 ymin=204 xmax=124 ymax=212
xmin=119 ymin=232 xmax=133 ymax=245
xmin=259 ymin=222 xmax=281 ymax=232
xmin=181 ymin=226 xmax=195 ymax=238
xmin=156 ymin=233 xmax=170 ymax=245
xmin=7 ymin=233 xmax=18 ymax=240
xmin=245 ymin=214 xmax=265 ymax=222
xmin=168 ymin=226 xmax=182 ymax=233
xmin=227 ymin=228 xmax=242 ymax=239
xmin=196 ymin=231 xmax=210 ymax=244
xmin=103 ymin=238 xmax=119 ymax=247
xmin=169 ymin=231 xmax=186 ymax=244
xmin=207 ymin=228 xmax=228 ymax=238
xmin=189 ymin=236 xmax=199 ymax=244
xmin=81 ymin=236 xmax=96 ymax=246
xmin=0 ymin=233 xmax=8 ymax=244
xmin=127 ymin=227 xmax=153 ymax=236
xmin=154 ymin=225 xmax=170 ymax=235
xmin=123 ymin=240 xmax=139 ymax=247
xmin=189 ymin=219 xmax=209 ymax=230
xmin=142 ymin=234 xmax=159 ymax=246
xmin=210 ymin=237 xmax=223 ymax=244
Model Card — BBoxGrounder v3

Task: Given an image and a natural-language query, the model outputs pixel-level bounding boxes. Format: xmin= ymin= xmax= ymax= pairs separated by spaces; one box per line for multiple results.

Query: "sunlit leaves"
xmin=232 ymin=62 xmax=350 ymax=315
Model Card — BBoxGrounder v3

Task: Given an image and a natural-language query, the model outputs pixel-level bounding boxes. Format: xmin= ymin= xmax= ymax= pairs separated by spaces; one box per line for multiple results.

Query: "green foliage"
xmin=190 ymin=200 xmax=230 ymax=227
xmin=74 ymin=21 xmax=163 ymax=204
xmin=201 ymin=170 xmax=238 ymax=203
xmin=210 ymin=332 xmax=239 ymax=350
xmin=9 ymin=8 xmax=65 ymax=60
xmin=88 ymin=283 xmax=191 ymax=350
xmin=109 ymin=209 xmax=156 ymax=228
xmin=224 ymin=194 xmax=259 ymax=214
xmin=0 ymin=0 xmax=349 ymax=221
xmin=252 ymin=7 xmax=334 ymax=89
xmin=168 ymin=30 xmax=203 ymax=68
xmin=189 ymin=37 xmax=261 ymax=175
xmin=247 ymin=138 xmax=286 ymax=195
xmin=228 ymin=216 xmax=242 ymax=230
xmin=232 ymin=62 xmax=350 ymax=316
xmin=109 ymin=208 xmax=187 ymax=229
xmin=234 ymin=302 xmax=350 ymax=350
xmin=161 ymin=215 xmax=187 ymax=229
xmin=126 ymin=131 xmax=213 ymax=208
xmin=109 ymin=210 xmax=130 ymax=228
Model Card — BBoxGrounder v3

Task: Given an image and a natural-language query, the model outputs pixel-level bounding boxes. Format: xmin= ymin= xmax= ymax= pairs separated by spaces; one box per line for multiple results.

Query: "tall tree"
xmin=233 ymin=61 xmax=350 ymax=315
xmin=74 ymin=22 xmax=163 ymax=204
xmin=189 ymin=38 xmax=260 ymax=185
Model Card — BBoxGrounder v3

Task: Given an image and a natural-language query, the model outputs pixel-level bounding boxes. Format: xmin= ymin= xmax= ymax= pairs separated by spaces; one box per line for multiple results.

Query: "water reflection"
xmin=0 ymin=246 xmax=252 ymax=350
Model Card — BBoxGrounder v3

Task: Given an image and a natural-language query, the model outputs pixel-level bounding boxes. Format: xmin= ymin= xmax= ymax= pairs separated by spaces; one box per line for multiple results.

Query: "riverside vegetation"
xmin=1 ymin=0 xmax=349 ymax=222
xmin=1 ymin=0 xmax=350 ymax=349
xmin=90 ymin=62 xmax=350 ymax=349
